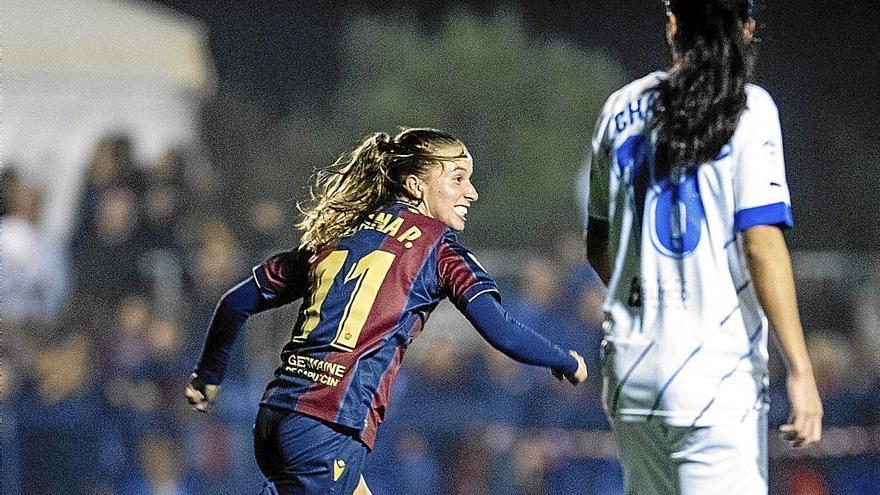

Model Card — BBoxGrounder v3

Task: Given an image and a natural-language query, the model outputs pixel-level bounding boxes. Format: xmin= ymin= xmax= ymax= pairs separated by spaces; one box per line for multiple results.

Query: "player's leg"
xmin=611 ymin=419 xmax=679 ymax=495
xmin=671 ymin=410 xmax=768 ymax=495
xmin=254 ymin=406 xmax=286 ymax=495
xmin=352 ymin=476 xmax=373 ymax=495
xmin=253 ymin=406 xmax=368 ymax=495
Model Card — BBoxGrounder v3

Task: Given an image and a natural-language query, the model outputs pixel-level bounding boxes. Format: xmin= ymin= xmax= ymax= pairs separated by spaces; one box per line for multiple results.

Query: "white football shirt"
xmin=587 ymin=72 xmax=793 ymax=426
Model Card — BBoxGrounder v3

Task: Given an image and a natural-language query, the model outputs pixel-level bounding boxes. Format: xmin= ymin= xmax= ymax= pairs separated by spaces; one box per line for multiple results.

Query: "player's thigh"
xmin=254 ymin=406 xmax=286 ymax=479
xmin=612 ymin=419 xmax=679 ymax=495
xmin=254 ymin=407 xmax=367 ymax=495
xmin=352 ymin=476 xmax=373 ymax=495
xmin=672 ymin=411 xmax=768 ymax=495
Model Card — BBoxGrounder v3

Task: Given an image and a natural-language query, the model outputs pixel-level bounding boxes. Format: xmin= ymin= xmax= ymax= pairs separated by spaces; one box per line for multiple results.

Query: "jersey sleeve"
xmin=252 ymin=246 xmax=312 ymax=305
xmin=732 ymin=89 xmax=794 ymax=232
xmin=437 ymin=233 xmax=500 ymax=310
xmin=586 ymin=96 xmax=614 ymax=223
xmin=463 ymin=292 xmax=578 ymax=375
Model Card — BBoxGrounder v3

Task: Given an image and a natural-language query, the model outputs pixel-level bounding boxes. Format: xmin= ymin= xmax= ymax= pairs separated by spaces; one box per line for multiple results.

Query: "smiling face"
xmin=405 ymin=143 xmax=478 ymax=231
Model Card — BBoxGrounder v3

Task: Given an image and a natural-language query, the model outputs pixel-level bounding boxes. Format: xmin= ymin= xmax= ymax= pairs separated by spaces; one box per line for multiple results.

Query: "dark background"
xmin=151 ymin=0 xmax=880 ymax=251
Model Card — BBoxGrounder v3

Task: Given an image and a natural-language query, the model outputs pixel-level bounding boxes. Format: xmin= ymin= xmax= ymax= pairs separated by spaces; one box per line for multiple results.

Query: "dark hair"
xmin=298 ymin=128 xmax=462 ymax=250
xmin=652 ymin=0 xmax=755 ymax=177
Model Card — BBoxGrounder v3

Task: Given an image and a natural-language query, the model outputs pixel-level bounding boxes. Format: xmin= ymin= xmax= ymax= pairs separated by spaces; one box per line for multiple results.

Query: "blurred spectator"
xmin=109 ymin=296 xmax=153 ymax=373
xmin=525 ymin=282 xmax=608 ymax=431
xmin=117 ymin=432 xmax=197 ymax=495
xmin=70 ymin=186 xmax=147 ymax=303
xmin=508 ymin=255 xmax=563 ymax=313
xmin=474 ymin=342 xmax=534 ymax=428
xmin=185 ymin=217 xmax=245 ymax=306
xmin=551 ymin=229 xmax=602 ymax=309
xmin=71 ymin=134 xmax=144 ymax=248
xmin=246 ymin=197 xmax=293 ymax=258
xmin=139 ymin=147 xmax=197 ymax=250
xmin=807 ymin=334 xmax=860 ymax=427
xmin=0 ymin=170 xmax=69 ymax=323
xmin=506 ymin=255 xmax=583 ymax=352
xmin=1 ymin=364 xmax=23 ymax=495
xmin=180 ymin=217 xmax=248 ymax=378
xmin=186 ymin=419 xmax=234 ymax=493
xmin=449 ymin=427 xmax=494 ymax=495
xmin=15 ymin=334 xmax=107 ymax=494
xmin=395 ymin=433 xmax=443 ymax=495
xmin=103 ymin=296 xmax=186 ymax=417
xmin=392 ymin=338 xmax=483 ymax=438
xmin=144 ymin=316 xmax=187 ymax=380
xmin=512 ymin=432 xmax=550 ymax=495
xmin=768 ymin=333 xmax=862 ymax=429
xmin=136 ymin=147 xmax=218 ymax=316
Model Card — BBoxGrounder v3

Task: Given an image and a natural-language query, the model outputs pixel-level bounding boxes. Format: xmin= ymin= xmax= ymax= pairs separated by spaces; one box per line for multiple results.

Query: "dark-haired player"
xmin=584 ymin=1 xmax=822 ymax=493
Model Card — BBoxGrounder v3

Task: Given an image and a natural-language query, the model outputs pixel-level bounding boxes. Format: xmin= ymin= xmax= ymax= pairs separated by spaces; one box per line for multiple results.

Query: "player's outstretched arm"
xmin=744 ymin=225 xmax=823 ymax=448
xmin=462 ymin=292 xmax=588 ymax=385
xmin=186 ymin=277 xmax=265 ymax=412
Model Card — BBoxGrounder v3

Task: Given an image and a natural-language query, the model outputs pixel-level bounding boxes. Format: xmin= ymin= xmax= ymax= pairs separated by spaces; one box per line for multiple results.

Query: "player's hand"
xmin=554 ymin=350 xmax=588 ymax=385
xmin=780 ymin=370 xmax=823 ymax=448
xmin=185 ymin=372 xmax=220 ymax=413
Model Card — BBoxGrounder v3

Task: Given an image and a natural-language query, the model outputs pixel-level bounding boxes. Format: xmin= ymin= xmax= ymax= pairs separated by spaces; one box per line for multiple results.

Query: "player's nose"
xmin=465 ymin=181 xmax=478 ymax=202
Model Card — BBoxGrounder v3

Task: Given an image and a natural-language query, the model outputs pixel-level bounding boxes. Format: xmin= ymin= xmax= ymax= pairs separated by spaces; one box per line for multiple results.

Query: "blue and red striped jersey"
xmin=253 ymin=202 xmax=498 ymax=447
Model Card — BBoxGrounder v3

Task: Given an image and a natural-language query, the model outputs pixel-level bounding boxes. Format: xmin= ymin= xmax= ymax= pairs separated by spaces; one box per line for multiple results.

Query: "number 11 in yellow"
xmin=296 ymin=249 xmax=396 ymax=351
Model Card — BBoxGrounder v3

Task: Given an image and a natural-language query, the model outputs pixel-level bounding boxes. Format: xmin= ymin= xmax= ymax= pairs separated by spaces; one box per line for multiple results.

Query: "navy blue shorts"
xmin=253 ymin=406 xmax=368 ymax=495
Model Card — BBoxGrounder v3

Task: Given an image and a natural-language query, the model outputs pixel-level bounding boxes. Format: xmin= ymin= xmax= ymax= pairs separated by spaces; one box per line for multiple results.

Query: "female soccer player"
xmin=185 ymin=128 xmax=588 ymax=495
xmin=584 ymin=1 xmax=823 ymax=493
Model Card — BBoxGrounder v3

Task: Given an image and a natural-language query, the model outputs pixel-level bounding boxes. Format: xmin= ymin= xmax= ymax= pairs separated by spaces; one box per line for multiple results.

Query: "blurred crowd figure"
xmin=3 ymin=133 xmax=880 ymax=494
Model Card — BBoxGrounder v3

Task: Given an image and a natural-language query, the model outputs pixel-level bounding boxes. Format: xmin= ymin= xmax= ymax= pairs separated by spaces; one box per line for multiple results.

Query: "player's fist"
xmin=562 ymin=350 xmax=588 ymax=385
xmin=780 ymin=371 xmax=823 ymax=448
xmin=185 ymin=373 xmax=220 ymax=413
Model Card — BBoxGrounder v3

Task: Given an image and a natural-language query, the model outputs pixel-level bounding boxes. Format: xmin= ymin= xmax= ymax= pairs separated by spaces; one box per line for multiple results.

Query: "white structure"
xmin=2 ymin=0 xmax=215 ymax=238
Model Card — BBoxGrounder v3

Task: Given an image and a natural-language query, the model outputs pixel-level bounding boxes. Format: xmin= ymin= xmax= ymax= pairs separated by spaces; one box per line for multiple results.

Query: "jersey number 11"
xmin=297 ymin=250 xmax=396 ymax=351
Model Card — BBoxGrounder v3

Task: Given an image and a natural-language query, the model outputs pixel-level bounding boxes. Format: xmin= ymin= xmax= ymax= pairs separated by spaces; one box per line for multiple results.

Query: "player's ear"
xmin=403 ymin=174 xmax=423 ymax=201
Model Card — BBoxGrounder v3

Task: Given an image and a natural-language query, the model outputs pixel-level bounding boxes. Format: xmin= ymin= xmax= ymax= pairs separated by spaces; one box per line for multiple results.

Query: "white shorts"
xmin=611 ymin=410 xmax=768 ymax=495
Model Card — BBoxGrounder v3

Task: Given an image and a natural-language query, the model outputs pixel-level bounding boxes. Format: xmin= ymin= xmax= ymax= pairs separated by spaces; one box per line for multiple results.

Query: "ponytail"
xmin=653 ymin=0 xmax=755 ymax=177
xmin=298 ymin=128 xmax=460 ymax=250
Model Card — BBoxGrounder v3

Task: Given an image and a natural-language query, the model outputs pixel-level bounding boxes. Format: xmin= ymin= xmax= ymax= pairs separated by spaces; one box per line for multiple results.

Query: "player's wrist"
xmin=190 ymin=371 xmax=220 ymax=389
xmin=562 ymin=352 xmax=579 ymax=376
xmin=189 ymin=372 xmax=221 ymax=403
xmin=785 ymin=363 xmax=815 ymax=380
